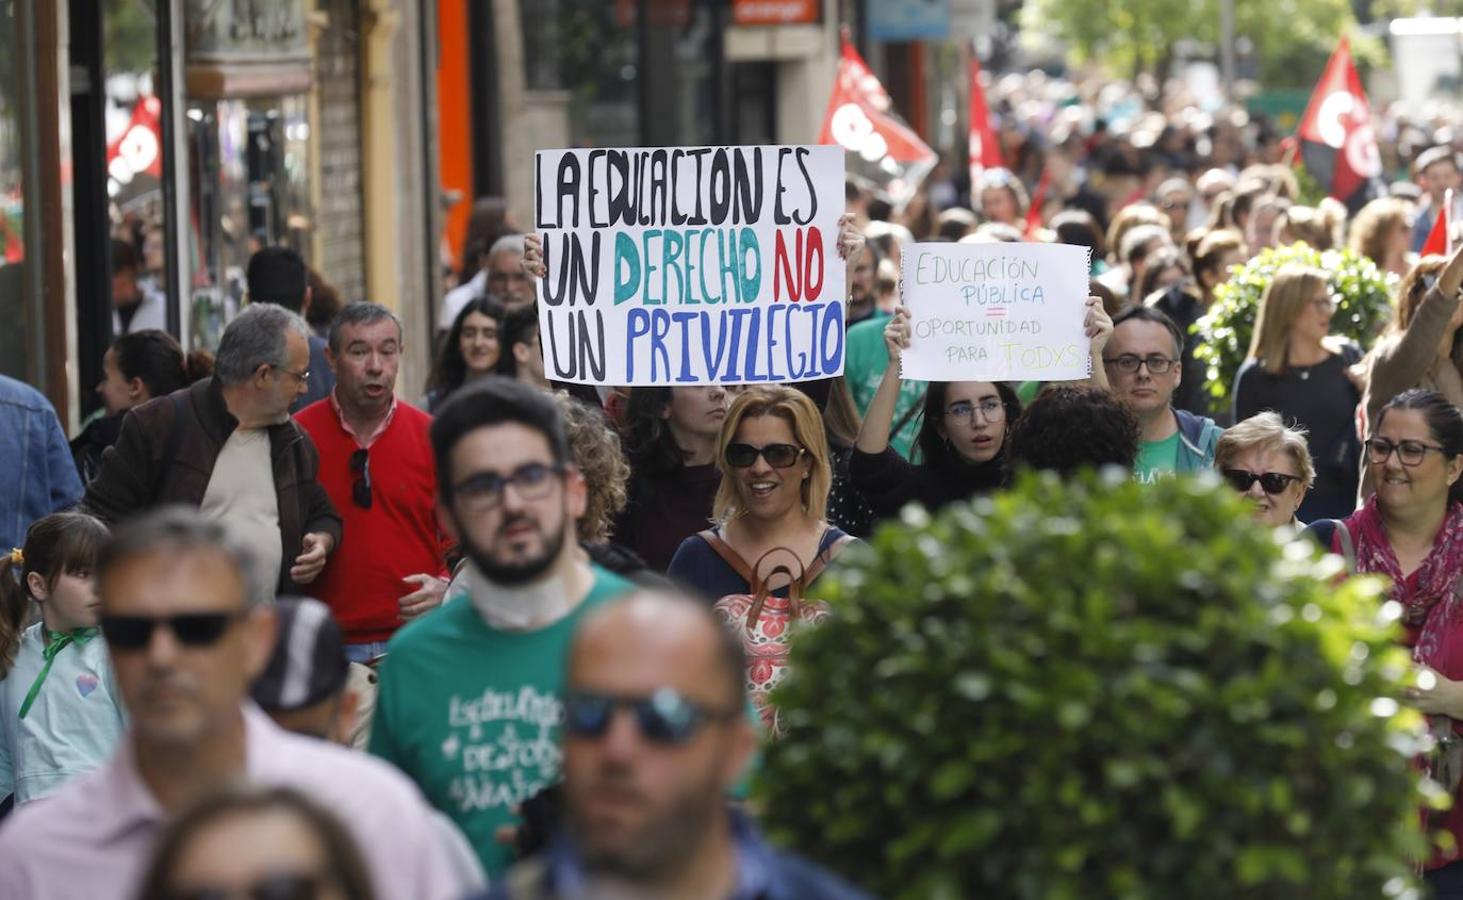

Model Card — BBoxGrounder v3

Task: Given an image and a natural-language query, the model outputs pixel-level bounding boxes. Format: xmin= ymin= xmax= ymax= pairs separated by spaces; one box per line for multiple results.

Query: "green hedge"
xmin=756 ymin=472 xmax=1429 ymax=899
xmin=1193 ymin=244 xmax=1394 ymax=414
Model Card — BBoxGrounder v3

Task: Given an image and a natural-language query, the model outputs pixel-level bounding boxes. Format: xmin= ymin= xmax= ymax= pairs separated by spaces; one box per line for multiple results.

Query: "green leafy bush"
xmin=756 ymin=472 xmax=1429 ymax=900
xmin=1193 ymin=244 xmax=1394 ymax=412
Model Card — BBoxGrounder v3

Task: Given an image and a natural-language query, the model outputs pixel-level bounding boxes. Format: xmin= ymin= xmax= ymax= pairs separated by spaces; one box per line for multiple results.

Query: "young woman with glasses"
xmin=850 ymin=298 xmax=1110 ymax=524
xmin=666 ymin=387 xmax=853 ymax=603
xmin=1231 ymin=265 xmax=1361 ymax=521
xmin=1305 ymin=389 xmax=1463 ymax=893
xmin=1213 ymin=412 xmax=1315 ymax=528
xmin=849 ymin=307 xmax=1021 ymax=523
xmin=1361 ymin=244 xmax=1463 ymax=500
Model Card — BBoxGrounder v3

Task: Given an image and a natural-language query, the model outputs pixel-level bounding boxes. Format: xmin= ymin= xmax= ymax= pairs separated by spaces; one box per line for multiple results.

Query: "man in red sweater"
xmin=296 ymin=303 xmax=452 ymax=662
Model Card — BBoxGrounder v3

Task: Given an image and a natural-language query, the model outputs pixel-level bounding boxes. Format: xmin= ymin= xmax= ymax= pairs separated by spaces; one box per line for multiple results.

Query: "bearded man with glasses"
xmin=0 ymin=507 xmax=478 ymax=900
xmin=369 ymin=377 xmax=633 ymax=879
xmin=1104 ymin=306 xmax=1224 ymax=484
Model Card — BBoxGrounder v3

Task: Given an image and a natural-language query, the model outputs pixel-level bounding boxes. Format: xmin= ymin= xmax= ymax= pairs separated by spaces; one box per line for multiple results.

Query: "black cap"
xmin=251 ymin=597 xmax=349 ymax=712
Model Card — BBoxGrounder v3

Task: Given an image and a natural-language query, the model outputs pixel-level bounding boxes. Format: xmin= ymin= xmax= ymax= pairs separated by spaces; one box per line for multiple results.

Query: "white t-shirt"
xmin=438 ymin=270 xmax=487 ymax=331
xmin=201 ymin=428 xmax=281 ymax=603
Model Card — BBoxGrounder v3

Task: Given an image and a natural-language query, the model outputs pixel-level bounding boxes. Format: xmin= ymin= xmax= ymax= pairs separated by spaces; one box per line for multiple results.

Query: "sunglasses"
xmin=350 ymin=448 xmax=372 ymax=509
xmin=562 ymin=688 xmax=739 ymax=745
xmin=725 ymin=443 xmax=805 ymax=469
xmin=165 ymin=873 xmax=326 ymax=900
xmin=100 ymin=611 xmax=246 ymax=651
xmin=1221 ymin=469 xmax=1300 ymax=495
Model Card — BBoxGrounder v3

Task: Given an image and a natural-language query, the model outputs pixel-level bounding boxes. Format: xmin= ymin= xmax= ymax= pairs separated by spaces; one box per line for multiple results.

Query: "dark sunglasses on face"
xmin=562 ymin=688 xmax=739 ymax=745
xmin=100 ymin=611 xmax=246 ymax=651
xmin=350 ymin=448 xmax=372 ymax=509
xmin=165 ymin=872 xmax=326 ymax=900
xmin=1221 ymin=469 xmax=1300 ymax=495
xmin=725 ymin=442 xmax=805 ymax=469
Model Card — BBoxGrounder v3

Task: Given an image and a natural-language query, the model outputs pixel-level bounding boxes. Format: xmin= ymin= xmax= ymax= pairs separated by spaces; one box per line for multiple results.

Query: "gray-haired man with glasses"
xmin=82 ymin=303 xmax=341 ymax=603
xmin=369 ymin=377 xmax=633 ymax=879
xmin=1104 ymin=306 xmax=1223 ymax=483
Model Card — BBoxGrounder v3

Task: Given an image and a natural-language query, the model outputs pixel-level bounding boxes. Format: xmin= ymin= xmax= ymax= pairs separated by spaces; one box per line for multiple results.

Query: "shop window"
xmin=521 ymin=0 xmax=723 ymax=147
xmin=0 ymin=0 xmax=27 ymax=380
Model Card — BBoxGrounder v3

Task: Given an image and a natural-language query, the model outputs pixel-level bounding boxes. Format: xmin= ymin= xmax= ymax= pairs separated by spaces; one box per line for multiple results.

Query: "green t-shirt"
xmin=845 ymin=313 xmax=926 ymax=459
xmin=1135 ymin=431 xmax=1182 ymax=484
xmin=368 ymin=566 xmax=632 ymax=876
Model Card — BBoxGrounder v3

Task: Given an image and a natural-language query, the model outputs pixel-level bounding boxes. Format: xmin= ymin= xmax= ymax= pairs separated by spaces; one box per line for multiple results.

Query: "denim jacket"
xmin=0 ymin=376 xmax=83 ymax=550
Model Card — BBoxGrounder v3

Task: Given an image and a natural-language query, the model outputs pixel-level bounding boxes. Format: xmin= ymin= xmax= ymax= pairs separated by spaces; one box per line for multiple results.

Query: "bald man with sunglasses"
xmin=0 ymin=507 xmax=479 ymax=900
xmin=476 ymin=590 xmax=871 ymax=900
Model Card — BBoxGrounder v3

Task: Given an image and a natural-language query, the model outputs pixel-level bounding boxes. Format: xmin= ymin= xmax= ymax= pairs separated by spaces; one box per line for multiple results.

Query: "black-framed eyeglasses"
xmin=164 ymin=872 xmax=327 ymax=900
xmin=1221 ymin=469 xmax=1300 ymax=495
xmin=1365 ymin=437 xmax=1448 ymax=467
xmin=100 ymin=611 xmax=247 ymax=651
xmin=725 ymin=443 xmax=805 ymax=469
xmin=562 ymin=688 xmax=739 ymax=745
xmin=350 ymin=448 xmax=372 ymax=509
xmin=1103 ymin=354 xmax=1177 ymax=374
xmin=946 ymin=399 xmax=1006 ymax=423
xmin=452 ymin=462 xmax=564 ymax=510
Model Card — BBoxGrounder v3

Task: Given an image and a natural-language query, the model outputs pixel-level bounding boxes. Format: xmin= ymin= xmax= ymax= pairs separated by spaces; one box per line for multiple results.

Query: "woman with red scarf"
xmin=1310 ymin=388 xmax=1463 ymax=894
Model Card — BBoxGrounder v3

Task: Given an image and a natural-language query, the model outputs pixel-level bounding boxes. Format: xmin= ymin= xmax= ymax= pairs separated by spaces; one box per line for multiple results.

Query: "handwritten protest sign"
xmin=899 ymin=242 xmax=1091 ymax=382
xmin=533 ymin=145 xmax=846 ymax=385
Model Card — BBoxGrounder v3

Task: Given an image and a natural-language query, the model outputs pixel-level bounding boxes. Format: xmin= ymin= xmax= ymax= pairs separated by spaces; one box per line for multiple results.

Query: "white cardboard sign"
xmin=532 ymin=145 xmax=846 ymax=386
xmin=899 ymin=242 xmax=1091 ymax=382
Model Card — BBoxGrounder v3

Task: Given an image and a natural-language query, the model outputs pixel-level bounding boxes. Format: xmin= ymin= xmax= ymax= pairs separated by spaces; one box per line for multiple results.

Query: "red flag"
xmin=1421 ymin=189 xmax=1454 ymax=257
xmin=106 ymin=95 xmax=164 ymax=184
xmin=968 ymin=54 xmax=1002 ymax=191
xmin=1025 ymin=165 xmax=1051 ymax=238
xmin=1295 ymin=36 xmax=1382 ymax=207
xmin=819 ymin=35 xmax=937 ymax=209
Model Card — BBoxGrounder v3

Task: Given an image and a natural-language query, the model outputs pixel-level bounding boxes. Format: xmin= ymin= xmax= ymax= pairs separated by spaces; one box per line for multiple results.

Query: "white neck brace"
xmin=465 ymin=560 xmax=575 ymax=632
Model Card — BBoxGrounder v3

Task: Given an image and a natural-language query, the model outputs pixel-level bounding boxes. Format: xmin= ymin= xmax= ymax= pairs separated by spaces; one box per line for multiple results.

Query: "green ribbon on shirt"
xmin=18 ymin=627 xmax=99 ymax=720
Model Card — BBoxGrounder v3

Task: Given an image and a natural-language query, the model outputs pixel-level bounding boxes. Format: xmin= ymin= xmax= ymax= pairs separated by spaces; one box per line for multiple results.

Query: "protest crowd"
xmin=7 ymin=29 xmax=1463 ymax=900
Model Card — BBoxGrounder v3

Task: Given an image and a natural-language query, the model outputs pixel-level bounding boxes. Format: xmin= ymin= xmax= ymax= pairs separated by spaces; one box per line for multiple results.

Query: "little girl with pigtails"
xmin=0 ymin=511 xmax=125 ymax=806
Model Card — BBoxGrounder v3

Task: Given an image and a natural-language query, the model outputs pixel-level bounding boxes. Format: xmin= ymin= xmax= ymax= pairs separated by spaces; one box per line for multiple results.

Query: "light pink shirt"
xmin=329 ymin=388 xmax=397 ymax=449
xmin=0 ymin=705 xmax=481 ymax=900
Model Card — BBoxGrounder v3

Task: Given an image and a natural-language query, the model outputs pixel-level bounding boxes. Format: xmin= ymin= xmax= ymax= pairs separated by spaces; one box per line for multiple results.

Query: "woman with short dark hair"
xmin=72 ymin=330 xmax=212 ymax=482
xmin=615 ymin=386 xmax=727 ymax=572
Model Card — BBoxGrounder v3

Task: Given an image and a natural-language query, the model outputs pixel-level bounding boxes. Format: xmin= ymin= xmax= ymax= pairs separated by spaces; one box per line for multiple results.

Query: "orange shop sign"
xmin=733 ymin=0 xmax=821 ymax=25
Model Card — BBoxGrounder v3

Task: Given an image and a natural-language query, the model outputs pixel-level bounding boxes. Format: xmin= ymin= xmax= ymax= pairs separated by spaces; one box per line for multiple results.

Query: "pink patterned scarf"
xmin=1348 ymin=497 xmax=1463 ymax=666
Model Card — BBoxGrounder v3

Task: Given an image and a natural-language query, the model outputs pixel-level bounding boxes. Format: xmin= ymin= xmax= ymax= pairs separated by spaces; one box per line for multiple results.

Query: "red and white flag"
xmin=968 ymin=53 xmax=1002 ymax=191
xmin=819 ymin=35 xmax=937 ymax=209
xmin=1295 ymin=35 xmax=1382 ymax=208
xmin=1421 ymin=189 xmax=1455 ymax=257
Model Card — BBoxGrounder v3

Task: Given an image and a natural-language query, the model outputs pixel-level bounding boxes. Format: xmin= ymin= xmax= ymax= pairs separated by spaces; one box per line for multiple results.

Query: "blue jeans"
xmin=345 ymin=641 xmax=390 ymax=665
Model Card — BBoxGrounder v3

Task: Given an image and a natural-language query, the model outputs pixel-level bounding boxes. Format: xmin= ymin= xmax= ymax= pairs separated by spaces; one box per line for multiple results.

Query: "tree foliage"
xmin=756 ymin=472 xmax=1430 ymax=900
xmin=1193 ymin=243 xmax=1395 ymax=412
xmin=1019 ymin=0 xmax=1383 ymax=86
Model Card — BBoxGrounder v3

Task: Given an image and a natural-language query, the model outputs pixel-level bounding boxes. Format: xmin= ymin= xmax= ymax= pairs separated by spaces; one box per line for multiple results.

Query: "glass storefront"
xmin=187 ymin=95 xmax=312 ymax=350
xmin=0 ymin=0 xmax=29 ymax=380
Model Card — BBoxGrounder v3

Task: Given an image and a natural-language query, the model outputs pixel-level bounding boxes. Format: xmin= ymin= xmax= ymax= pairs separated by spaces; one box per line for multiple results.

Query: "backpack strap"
xmin=696 ymin=529 xmax=755 ymax=585
xmin=801 ymin=532 xmax=855 ymax=586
